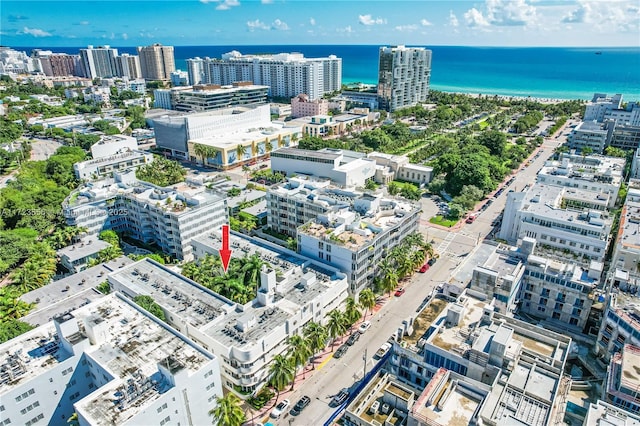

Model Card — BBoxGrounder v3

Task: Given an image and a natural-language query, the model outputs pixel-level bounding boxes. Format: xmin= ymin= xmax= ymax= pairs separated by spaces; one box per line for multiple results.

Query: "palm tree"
xmin=326 ymin=309 xmax=346 ymax=351
xmin=235 ymin=144 xmax=247 ymax=165
xmin=209 ymin=393 xmax=246 ymax=426
xmin=265 ymin=139 xmax=273 ymax=159
xmin=303 ymin=321 xmax=328 ymax=368
xmin=378 ymin=259 xmax=399 ymax=296
xmin=358 ymin=288 xmax=376 ymax=319
xmin=242 ymin=165 xmax=251 ymax=184
xmin=267 ymin=354 xmax=296 ymax=401
xmin=343 ymin=297 xmax=362 ymax=329
xmin=287 ymin=334 xmax=312 ymax=384
xmin=241 ymin=253 xmax=265 ymax=291
xmin=193 ymin=143 xmax=207 ymax=165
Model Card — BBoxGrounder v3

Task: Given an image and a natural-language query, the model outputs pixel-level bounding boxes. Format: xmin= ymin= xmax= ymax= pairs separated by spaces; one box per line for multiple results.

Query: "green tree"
xmin=343 ymin=296 xmax=362 ymax=329
xmin=96 ymin=281 xmax=111 ymax=294
xmin=303 ymin=321 xmax=328 ymax=367
xmin=209 ymin=393 xmax=246 ymax=426
xmin=268 ymin=354 xmax=295 ymax=394
xmin=358 ymin=288 xmax=376 ymax=319
xmin=0 ymin=319 xmax=34 ymax=343
xmin=133 ymin=295 xmax=166 ymax=321
xmin=287 ymin=334 xmax=312 ymax=385
xmin=325 ymin=309 xmax=346 ymax=351
xmin=605 ymin=146 xmax=627 ymax=158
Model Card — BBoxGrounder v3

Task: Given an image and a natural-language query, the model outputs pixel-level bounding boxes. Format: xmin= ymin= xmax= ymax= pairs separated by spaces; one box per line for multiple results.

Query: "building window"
xmin=569 ymin=318 xmax=579 ymax=326
xmin=552 ymin=312 xmax=561 ymax=320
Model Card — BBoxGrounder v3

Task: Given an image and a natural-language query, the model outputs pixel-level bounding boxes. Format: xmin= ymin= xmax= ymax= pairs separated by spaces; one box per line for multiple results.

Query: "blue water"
xmin=14 ymin=45 xmax=640 ymax=100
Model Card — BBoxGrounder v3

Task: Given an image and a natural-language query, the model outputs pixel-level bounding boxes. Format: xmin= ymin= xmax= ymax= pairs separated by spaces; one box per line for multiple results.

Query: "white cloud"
xmin=395 ymin=24 xmax=418 ymax=32
xmin=464 ymin=8 xmax=490 ymax=28
xmin=246 ymin=18 xmax=290 ymax=31
xmin=358 ymin=14 xmax=386 ymax=26
xmin=449 ymin=11 xmax=459 ymax=27
xmin=22 ymin=26 xmax=52 ymax=37
xmin=271 ymin=19 xmax=289 ymax=30
xmin=463 ymin=0 xmax=537 ymax=28
xmin=261 ymin=0 xmax=273 ymax=3
xmin=561 ymin=1 xmax=639 ymax=32
xmin=309 ymin=17 xmax=316 ymax=26
xmin=122 ymin=33 xmax=128 ymax=40
xmin=337 ymin=25 xmax=354 ymax=34
xmin=79 ymin=20 xmax=90 ymax=25
xmin=216 ymin=0 xmax=240 ymax=10
xmin=247 ymin=19 xmax=269 ymax=31
xmin=420 ymin=19 xmax=432 ymax=26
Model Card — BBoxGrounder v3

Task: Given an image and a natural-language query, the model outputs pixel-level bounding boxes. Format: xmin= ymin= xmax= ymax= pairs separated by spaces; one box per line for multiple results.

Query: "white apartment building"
xmin=567 ymin=120 xmax=614 ymax=153
xmin=186 ymin=51 xmax=342 ymax=99
xmin=585 ymin=93 xmax=640 ymax=127
xmin=0 ymin=293 xmax=222 ymax=426
xmin=113 ymin=54 xmax=142 ymax=80
xmin=595 ymin=291 xmax=640 ymax=364
xmin=387 ymin=289 xmax=572 ymax=426
xmin=297 ymin=195 xmax=420 ymax=292
xmin=271 ymin=147 xmax=377 ymax=188
xmin=377 ymin=46 xmax=432 ymax=112
xmin=499 ymin=184 xmax=612 ymax=262
xmin=170 ymin=69 xmax=189 ymax=86
xmin=537 ymin=153 xmax=625 ymax=208
xmin=115 ymin=78 xmax=146 ymax=95
xmin=584 ymin=400 xmax=640 ymax=426
xmin=172 ymin=83 xmax=268 ymax=112
xmin=0 ymin=47 xmax=38 ymax=75
xmin=266 ymin=176 xmax=353 ymax=237
xmin=63 ymin=171 xmax=228 ymax=260
xmin=57 ymin=237 xmax=111 ymax=273
xmin=136 ymin=44 xmax=175 ymax=81
xmin=110 ymin=241 xmax=348 ymax=395
xmin=79 ymin=45 xmax=119 ymax=79
xmin=74 ymin=149 xmax=154 ymax=180
xmin=83 ymin=87 xmax=111 ymax=106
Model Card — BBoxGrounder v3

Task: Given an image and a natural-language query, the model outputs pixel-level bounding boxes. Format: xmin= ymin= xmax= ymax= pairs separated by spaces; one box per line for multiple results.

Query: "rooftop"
xmin=272 ymin=147 xmax=341 ymax=161
xmin=584 ymin=400 xmax=640 ymax=426
xmin=0 ymin=295 xmax=211 ymax=425
xmin=189 ymin=122 xmax=299 ymax=149
xmin=620 ymin=344 xmax=640 ymax=392
xmin=57 ymin=237 xmax=111 ymax=262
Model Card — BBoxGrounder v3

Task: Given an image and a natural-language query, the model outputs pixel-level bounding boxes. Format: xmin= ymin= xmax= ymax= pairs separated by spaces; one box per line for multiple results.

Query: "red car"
xmin=394 ymin=288 xmax=406 ymax=297
xmin=419 ymin=263 xmax=430 ymax=273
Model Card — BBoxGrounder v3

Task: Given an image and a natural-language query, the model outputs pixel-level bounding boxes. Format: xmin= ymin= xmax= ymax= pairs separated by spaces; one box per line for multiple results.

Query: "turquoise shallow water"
xmin=18 ymin=45 xmax=640 ymax=100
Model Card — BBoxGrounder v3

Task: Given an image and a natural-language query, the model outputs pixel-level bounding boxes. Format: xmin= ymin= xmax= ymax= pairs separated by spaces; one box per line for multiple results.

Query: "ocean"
xmin=17 ymin=45 xmax=640 ymax=100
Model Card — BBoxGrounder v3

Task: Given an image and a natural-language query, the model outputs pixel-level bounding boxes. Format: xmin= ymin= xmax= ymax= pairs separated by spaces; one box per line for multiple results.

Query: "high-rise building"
xmin=186 ymin=51 xmax=342 ymax=99
xmin=137 ymin=44 xmax=175 ymax=80
xmin=79 ymin=45 xmax=119 ymax=79
xmin=113 ymin=53 xmax=142 ymax=79
xmin=377 ymin=45 xmax=432 ymax=112
xmin=32 ymin=50 xmax=81 ymax=77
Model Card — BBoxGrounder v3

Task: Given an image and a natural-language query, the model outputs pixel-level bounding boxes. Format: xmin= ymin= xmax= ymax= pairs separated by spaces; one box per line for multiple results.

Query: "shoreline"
xmin=342 ymin=80 xmax=582 ymax=104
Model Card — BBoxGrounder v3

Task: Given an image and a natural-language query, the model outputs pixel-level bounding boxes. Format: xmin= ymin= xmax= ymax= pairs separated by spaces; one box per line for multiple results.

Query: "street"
xmin=264 ymin=119 xmax=575 ymax=425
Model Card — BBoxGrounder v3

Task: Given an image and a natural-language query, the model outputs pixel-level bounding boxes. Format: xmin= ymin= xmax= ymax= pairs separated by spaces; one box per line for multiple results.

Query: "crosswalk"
xmin=436 ymin=232 xmax=456 ymax=255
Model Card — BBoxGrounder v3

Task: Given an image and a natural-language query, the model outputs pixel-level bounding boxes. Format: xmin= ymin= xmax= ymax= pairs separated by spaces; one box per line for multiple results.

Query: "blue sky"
xmin=1 ymin=0 xmax=638 ymax=47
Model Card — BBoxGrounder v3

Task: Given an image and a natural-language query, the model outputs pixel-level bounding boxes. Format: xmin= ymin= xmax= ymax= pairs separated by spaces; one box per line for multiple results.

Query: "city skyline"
xmin=1 ymin=0 xmax=638 ymax=48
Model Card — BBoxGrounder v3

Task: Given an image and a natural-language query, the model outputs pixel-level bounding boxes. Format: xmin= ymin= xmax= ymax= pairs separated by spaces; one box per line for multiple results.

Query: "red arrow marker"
xmin=219 ymin=224 xmax=232 ymax=273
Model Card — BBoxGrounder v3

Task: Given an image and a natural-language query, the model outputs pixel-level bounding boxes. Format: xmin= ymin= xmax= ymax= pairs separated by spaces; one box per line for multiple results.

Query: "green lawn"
xmin=429 ymin=215 xmax=458 ymax=227
xmin=477 ymin=120 xmax=489 ymax=130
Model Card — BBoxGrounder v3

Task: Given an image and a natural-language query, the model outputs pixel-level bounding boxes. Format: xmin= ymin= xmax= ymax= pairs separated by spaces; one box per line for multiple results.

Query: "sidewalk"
xmin=249 ymin=298 xmax=389 ymax=424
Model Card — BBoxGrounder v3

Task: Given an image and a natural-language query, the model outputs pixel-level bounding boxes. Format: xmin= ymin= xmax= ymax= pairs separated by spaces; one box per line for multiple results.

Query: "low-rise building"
xmin=110 ymin=238 xmax=348 ymax=395
xmin=291 ymin=94 xmax=329 ymax=118
xmin=57 ymin=237 xmax=111 ymax=273
xmin=567 ymin=120 xmax=615 ymax=153
xmin=63 ymin=171 xmax=228 ymax=260
xmin=537 ymin=153 xmax=624 ymax=209
xmin=584 ymin=400 xmax=640 ymax=426
xmin=387 ymin=289 xmax=572 ymax=426
xmin=604 ymin=344 xmax=640 ymax=415
xmin=271 ymin=147 xmax=376 ymax=188
xmin=154 ymin=83 xmax=268 ymax=112
xmin=297 ymin=195 xmax=420 ymax=292
xmin=74 ymin=149 xmax=154 ymax=180
xmin=0 ymin=293 xmax=222 ymax=426
xmin=595 ymin=290 xmax=640 ymax=364
xmin=90 ymin=134 xmax=138 ymax=158
xmin=499 ymin=184 xmax=612 ymax=262
xmin=367 ymin=151 xmax=433 ymax=186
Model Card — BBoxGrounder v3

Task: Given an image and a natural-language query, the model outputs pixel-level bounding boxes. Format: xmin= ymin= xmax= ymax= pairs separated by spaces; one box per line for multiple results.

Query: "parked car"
xmin=394 ymin=287 xmax=406 ymax=297
xmin=331 ymin=388 xmax=350 ymax=407
xmin=419 ymin=263 xmax=430 ymax=273
xmin=334 ymin=344 xmax=349 ymax=359
xmin=290 ymin=396 xmax=311 ymax=416
xmin=347 ymin=332 xmax=361 ymax=346
xmin=428 ymin=257 xmax=438 ymax=266
xmin=465 ymin=215 xmax=477 ymax=224
xmin=270 ymin=399 xmax=290 ymax=419
xmin=375 ymin=342 xmax=392 ymax=358
xmin=358 ymin=321 xmax=371 ymax=334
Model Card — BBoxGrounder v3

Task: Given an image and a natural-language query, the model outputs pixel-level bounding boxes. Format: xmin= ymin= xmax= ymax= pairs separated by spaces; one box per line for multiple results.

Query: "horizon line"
xmin=4 ymin=44 xmax=639 ymax=49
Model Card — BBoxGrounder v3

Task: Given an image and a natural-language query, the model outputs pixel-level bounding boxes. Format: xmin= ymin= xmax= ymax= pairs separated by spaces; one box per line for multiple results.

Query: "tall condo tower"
xmin=137 ymin=43 xmax=175 ymax=80
xmin=79 ymin=45 xmax=118 ymax=79
xmin=377 ymin=45 xmax=432 ymax=112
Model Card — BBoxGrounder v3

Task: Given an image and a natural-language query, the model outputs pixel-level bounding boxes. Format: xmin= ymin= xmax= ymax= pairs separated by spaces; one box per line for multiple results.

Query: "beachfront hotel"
xmin=186 ymin=51 xmax=341 ymax=100
xmin=377 ymin=46 xmax=432 ymax=112
xmin=0 ymin=293 xmax=222 ymax=426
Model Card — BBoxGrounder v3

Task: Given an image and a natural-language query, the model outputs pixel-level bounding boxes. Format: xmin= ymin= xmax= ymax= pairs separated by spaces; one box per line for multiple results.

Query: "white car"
xmin=358 ymin=321 xmax=371 ymax=334
xmin=270 ymin=399 xmax=290 ymax=419
xmin=375 ymin=342 xmax=392 ymax=358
